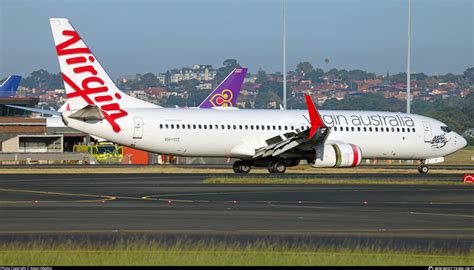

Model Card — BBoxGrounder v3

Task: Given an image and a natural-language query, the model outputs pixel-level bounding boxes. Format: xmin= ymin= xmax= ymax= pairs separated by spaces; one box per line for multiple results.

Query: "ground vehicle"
xmin=73 ymin=142 xmax=123 ymax=164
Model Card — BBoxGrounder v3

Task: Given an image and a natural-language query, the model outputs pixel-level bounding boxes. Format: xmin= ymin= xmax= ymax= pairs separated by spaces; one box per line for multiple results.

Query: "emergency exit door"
xmin=133 ymin=117 xmax=143 ymax=139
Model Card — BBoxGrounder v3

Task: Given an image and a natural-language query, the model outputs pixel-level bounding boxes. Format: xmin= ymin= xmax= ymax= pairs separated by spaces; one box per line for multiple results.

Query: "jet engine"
xmin=311 ymin=142 xmax=362 ymax=168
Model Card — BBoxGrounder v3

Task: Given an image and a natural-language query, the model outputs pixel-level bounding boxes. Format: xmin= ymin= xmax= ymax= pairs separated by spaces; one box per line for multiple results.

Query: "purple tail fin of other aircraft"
xmin=199 ymin=68 xmax=247 ymax=108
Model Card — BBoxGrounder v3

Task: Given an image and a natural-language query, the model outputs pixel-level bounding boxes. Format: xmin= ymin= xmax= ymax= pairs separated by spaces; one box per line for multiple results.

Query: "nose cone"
xmin=458 ymin=135 xmax=467 ymax=150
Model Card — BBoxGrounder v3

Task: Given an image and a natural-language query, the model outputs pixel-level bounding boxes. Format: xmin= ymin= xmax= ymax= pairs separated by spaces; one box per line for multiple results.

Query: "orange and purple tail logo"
xmin=199 ymin=68 xmax=247 ymax=108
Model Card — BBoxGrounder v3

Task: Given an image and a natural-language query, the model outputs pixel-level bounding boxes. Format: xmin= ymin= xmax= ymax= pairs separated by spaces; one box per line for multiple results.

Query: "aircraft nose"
xmin=458 ymin=135 xmax=467 ymax=150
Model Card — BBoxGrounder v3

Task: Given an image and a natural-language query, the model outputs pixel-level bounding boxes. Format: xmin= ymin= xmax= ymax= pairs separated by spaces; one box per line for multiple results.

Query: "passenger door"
xmin=133 ymin=117 xmax=144 ymax=139
xmin=422 ymin=121 xmax=432 ymax=142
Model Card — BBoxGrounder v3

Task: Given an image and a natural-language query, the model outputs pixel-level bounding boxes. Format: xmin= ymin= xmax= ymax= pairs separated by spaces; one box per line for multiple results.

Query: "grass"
xmin=203 ymin=177 xmax=464 ymax=185
xmin=0 ymin=240 xmax=472 ymax=266
xmin=444 ymin=146 xmax=474 ymax=165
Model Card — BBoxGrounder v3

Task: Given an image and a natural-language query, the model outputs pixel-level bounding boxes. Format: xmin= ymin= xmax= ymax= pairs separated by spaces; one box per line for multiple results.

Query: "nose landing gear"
xmin=233 ymin=160 xmax=251 ymax=174
xmin=418 ymin=164 xmax=429 ymax=174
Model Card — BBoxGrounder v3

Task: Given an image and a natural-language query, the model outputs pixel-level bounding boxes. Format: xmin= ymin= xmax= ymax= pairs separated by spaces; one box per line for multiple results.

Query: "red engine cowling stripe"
xmin=350 ymin=144 xmax=359 ymax=167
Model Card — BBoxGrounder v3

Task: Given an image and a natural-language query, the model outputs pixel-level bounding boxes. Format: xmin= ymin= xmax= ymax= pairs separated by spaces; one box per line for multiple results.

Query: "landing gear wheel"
xmin=233 ymin=160 xmax=251 ymax=174
xmin=267 ymin=162 xmax=276 ymax=173
xmin=418 ymin=165 xmax=429 ymax=174
xmin=268 ymin=161 xmax=286 ymax=174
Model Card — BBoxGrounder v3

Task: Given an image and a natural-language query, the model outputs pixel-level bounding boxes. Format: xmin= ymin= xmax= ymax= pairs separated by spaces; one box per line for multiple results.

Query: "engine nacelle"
xmin=311 ymin=142 xmax=362 ymax=168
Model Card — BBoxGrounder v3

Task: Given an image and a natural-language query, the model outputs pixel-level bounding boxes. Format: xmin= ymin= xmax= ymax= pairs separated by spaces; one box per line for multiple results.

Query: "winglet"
xmin=304 ymin=94 xmax=326 ymax=139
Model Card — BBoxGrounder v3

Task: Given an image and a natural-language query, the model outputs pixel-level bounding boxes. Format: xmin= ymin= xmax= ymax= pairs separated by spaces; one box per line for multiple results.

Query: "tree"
xmin=223 ymin=59 xmax=239 ymax=68
xmin=256 ymin=68 xmax=269 ymax=84
xmin=324 ymin=58 xmax=329 ymax=69
xmin=216 ymin=59 xmax=241 ymax=84
xmin=140 ymin=73 xmax=160 ymax=89
xmin=304 ymin=68 xmax=324 ymax=82
xmin=463 ymin=67 xmax=474 ymax=83
xmin=296 ymin=62 xmax=314 ymax=77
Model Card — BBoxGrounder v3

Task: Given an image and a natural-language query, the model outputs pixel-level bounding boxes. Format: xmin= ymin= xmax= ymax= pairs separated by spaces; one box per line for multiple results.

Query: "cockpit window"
xmin=441 ymin=126 xmax=452 ymax=133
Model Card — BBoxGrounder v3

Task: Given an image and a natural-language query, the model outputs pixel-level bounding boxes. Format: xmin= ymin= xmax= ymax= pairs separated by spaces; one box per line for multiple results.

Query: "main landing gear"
xmin=233 ymin=160 xmax=251 ymax=174
xmin=267 ymin=160 xmax=286 ymax=174
xmin=418 ymin=164 xmax=429 ymax=174
xmin=232 ymin=160 xmax=288 ymax=174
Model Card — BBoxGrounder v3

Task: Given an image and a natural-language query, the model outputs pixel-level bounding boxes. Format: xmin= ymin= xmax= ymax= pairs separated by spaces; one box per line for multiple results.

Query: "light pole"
xmin=283 ymin=0 xmax=287 ymax=109
xmin=406 ymin=0 xmax=411 ymax=114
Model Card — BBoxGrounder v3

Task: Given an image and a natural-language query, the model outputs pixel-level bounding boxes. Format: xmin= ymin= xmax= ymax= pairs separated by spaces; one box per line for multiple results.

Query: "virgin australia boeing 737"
xmin=49 ymin=18 xmax=467 ymax=174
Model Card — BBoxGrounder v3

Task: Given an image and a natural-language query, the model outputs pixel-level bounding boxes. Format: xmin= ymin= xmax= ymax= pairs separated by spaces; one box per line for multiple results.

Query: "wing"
xmin=253 ymin=94 xmax=330 ymax=159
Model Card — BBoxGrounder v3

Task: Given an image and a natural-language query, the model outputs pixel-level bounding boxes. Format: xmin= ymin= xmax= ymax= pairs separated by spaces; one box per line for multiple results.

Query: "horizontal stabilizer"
xmin=69 ymin=105 xmax=105 ymax=121
xmin=5 ymin=105 xmax=61 ymax=116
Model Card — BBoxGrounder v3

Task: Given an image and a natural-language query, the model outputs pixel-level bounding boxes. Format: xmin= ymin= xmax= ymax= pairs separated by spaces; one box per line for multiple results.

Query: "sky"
xmin=0 ymin=0 xmax=472 ymax=79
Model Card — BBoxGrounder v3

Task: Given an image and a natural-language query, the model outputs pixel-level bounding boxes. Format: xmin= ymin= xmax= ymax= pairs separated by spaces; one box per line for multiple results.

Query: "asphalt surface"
xmin=0 ymin=173 xmax=472 ymax=251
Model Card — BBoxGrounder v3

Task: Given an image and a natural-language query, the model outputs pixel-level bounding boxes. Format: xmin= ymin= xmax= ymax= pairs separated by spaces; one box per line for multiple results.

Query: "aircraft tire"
xmin=271 ymin=161 xmax=286 ymax=174
xmin=418 ymin=165 xmax=429 ymax=174
xmin=233 ymin=161 xmax=243 ymax=173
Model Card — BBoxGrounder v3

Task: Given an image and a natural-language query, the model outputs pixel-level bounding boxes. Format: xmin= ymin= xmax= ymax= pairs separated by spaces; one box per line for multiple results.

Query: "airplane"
xmin=0 ymin=75 xmax=22 ymax=97
xmin=49 ymin=18 xmax=467 ymax=174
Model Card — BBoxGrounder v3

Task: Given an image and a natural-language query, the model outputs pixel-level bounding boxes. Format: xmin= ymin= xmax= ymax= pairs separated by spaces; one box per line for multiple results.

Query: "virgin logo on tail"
xmin=57 ymin=30 xmax=127 ymax=133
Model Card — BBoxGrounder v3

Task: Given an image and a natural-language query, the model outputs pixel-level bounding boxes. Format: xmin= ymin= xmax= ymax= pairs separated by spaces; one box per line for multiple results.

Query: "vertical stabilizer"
xmin=0 ymin=75 xmax=21 ymax=97
xmin=199 ymin=68 xmax=247 ymax=108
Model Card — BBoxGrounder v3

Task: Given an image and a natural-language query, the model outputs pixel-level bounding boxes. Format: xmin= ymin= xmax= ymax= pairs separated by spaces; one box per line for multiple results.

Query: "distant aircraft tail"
xmin=0 ymin=75 xmax=21 ymax=97
xmin=199 ymin=68 xmax=247 ymax=108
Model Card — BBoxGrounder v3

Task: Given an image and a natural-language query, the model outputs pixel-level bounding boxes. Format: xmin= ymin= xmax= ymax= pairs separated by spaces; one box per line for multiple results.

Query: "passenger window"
xmin=363 ymin=127 xmax=367 ymax=132
xmin=204 ymin=125 xmax=207 ymax=129
xmin=351 ymin=127 xmax=354 ymax=132
xmin=165 ymin=124 xmax=169 ymax=129
xmin=391 ymin=127 xmax=395 ymax=132
xmin=290 ymin=126 xmax=294 ymax=131
xmin=209 ymin=125 xmax=212 ymax=130
xmin=250 ymin=125 xmax=254 ymax=130
xmin=278 ymin=126 xmax=282 ymax=130
xmin=193 ymin=124 xmax=196 ymax=129
xmin=334 ymin=127 xmax=338 ymax=131
xmin=346 ymin=127 xmax=349 ymax=131
xmin=357 ymin=127 xmax=361 ymax=132
xmin=369 ymin=127 xmax=372 ymax=132
xmin=198 ymin=124 xmax=202 ymax=129
xmin=182 ymin=124 xmax=185 ymax=129
xmin=239 ymin=125 xmax=242 ymax=130
xmin=386 ymin=127 xmax=390 ymax=132
xmin=273 ymin=126 xmax=276 ymax=130
xmin=187 ymin=124 xmax=191 ymax=129
xmin=215 ymin=125 xmax=218 ymax=129
xmin=284 ymin=126 xmax=288 ymax=131
xmin=245 ymin=125 xmax=248 ymax=130
xmin=233 ymin=125 xmax=236 ymax=130
xmin=159 ymin=124 xmax=163 ymax=129
xmin=222 ymin=125 xmax=225 ymax=129
xmin=256 ymin=125 xmax=259 ymax=130
xmin=176 ymin=124 xmax=179 ymax=129
xmin=171 ymin=124 xmax=174 ymax=129
xmin=412 ymin=128 xmax=416 ymax=132
xmin=396 ymin=128 xmax=400 ymax=132
xmin=228 ymin=125 xmax=231 ymax=129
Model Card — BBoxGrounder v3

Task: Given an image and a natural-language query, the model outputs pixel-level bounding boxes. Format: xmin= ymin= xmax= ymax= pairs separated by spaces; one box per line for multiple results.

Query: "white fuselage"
xmin=63 ymin=107 xmax=467 ymax=161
